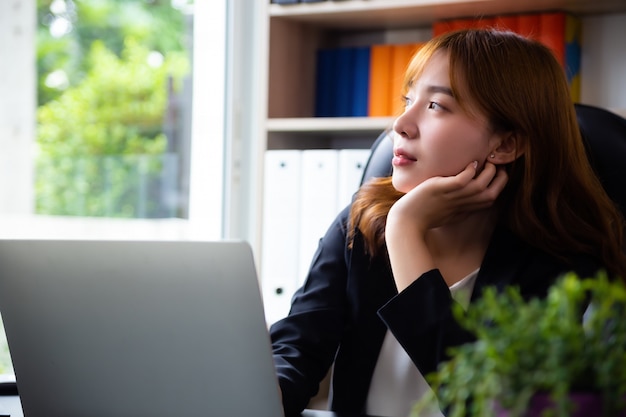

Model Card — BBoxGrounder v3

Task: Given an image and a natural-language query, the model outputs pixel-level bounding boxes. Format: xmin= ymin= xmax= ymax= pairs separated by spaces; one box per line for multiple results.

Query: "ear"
xmin=489 ymin=133 xmax=525 ymax=165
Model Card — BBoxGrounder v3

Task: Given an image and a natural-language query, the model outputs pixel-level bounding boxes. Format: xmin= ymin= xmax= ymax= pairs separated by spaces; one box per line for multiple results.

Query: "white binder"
xmin=261 ymin=148 xmax=371 ymax=323
xmin=297 ymin=150 xmax=339 ymax=284
xmin=336 ymin=148 xmax=370 ymax=211
xmin=261 ymin=150 xmax=302 ymax=325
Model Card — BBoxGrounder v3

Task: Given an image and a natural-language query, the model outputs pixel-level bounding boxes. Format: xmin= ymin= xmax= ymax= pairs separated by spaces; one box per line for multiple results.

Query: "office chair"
xmin=359 ymin=103 xmax=626 ymax=217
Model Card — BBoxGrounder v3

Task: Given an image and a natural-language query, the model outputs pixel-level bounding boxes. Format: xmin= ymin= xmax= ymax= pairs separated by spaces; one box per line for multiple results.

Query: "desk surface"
xmin=302 ymin=411 xmax=381 ymax=417
xmin=0 ymin=395 xmax=20 ymax=417
xmin=0 ymin=396 xmax=378 ymax=417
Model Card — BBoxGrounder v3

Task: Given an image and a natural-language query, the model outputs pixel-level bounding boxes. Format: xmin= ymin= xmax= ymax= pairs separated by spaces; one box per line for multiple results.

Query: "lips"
xmin=394 ymin=148 xmax=417 ymax=160
xmin=392 ymin=148 xmax=417 ymax=167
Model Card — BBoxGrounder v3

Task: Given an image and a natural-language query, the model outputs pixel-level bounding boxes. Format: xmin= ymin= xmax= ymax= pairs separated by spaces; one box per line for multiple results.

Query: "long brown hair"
xmin=349 ymin=29 xmax=626 ymax=279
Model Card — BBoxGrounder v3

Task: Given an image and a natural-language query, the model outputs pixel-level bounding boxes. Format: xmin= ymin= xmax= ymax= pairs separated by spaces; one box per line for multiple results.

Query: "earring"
xmin=490 ymin=153 xmax=495 ymax=158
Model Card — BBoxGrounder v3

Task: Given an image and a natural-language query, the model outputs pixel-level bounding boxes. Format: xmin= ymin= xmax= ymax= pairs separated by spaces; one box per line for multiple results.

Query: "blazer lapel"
xmin=472 ymin=225 xmax=532 ymax=300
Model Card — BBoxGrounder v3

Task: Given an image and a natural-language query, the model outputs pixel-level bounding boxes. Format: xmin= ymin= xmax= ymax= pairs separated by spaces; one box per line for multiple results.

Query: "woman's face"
xmin=391 ymin=51 xmax=504 ymax=193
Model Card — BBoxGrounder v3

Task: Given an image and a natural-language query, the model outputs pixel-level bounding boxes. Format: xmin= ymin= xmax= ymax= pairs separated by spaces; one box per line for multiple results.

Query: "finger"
xmin=440 ymin=160 xmax=479 ymax=190
xmin=466 ymin=166 xmax=509 ymax=207
xmin=414 ymin=161 xmax=477 ymax=198
xmin=472 ymin=162 xmax=498 ymax=188
xmin=441 ymin=161 xmax=492 ymax=198
xmin=487 ymin=166 xmax=509 ymax=192
xmin=447 ymin=165 xmax=507 ymax=206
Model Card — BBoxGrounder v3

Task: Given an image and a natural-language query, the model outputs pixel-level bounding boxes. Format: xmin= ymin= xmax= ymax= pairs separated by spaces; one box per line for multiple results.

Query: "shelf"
xmin=265 ymin=117 xmax=391 ymax=150
xmin=266 ymin=116 xmax=394 ymax=133
xmin=269 ymin=0 xmax=626 ymax=30
xmin=251 ymin=0 xmax=626 ymax=320
xmin=265 ymin=108 xmax=624 ymax=138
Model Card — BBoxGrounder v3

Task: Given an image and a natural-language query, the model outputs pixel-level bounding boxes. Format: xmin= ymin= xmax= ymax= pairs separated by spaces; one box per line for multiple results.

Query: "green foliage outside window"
xmin=36 ymin=40 xmax=188 ymax=217
xmin=0 ymin=0 xmax=194 ymax=378
xmin=35 ymin=0 xmax=190 ymax=217
xmin=0 ymin=316 xmax=11 ymax=375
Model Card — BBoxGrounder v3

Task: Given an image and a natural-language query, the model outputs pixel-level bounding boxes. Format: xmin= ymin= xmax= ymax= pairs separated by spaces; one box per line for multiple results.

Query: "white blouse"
xmin=366 ymin=269 xmax=479 ymax=417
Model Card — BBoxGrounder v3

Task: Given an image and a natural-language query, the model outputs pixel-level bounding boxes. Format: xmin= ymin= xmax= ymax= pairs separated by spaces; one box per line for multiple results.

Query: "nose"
xmin=392 ymin=107 xmax=418 ymax=140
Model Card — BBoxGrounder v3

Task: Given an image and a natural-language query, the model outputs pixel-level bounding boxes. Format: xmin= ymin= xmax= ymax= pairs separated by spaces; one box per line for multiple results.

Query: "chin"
xmin=391 ymin=175 xmax=418 ymax=194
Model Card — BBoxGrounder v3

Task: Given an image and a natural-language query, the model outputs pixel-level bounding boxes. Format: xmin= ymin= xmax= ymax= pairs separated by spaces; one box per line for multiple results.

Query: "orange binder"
xmin=434 ymin=16 xmax=496 ymax=36
xmin=474 ymin=17 xmax=496 ymax=30
xmin=433 ymin=20 xmax=455 ymax=37
xmin=494 ymin=14 xmax=518 ymax=32
xmin=389 ymin=43 xmax=424 ymax=116
xmin=368 ymin=44 xmax=393 ymax=117
xmin=449 ymin=18 xmax=478 ymax=31
xmin=539 ymin=12 xmax=566 ymax=66
xmin=517 ymin=13 xmax=541 ymax=39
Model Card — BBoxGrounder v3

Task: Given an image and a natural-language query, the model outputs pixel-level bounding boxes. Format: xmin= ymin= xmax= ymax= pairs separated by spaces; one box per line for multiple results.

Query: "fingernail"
xmin=473 ymin=161 xmax=478 ymax=169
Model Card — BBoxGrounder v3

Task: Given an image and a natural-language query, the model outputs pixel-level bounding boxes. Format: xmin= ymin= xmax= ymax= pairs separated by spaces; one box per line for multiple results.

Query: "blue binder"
xmin=315 ymin=48 xmax=337 ymax=117
xmin=351 ymin=46 xmax=371 ymax=117
xmin=335 ymin=47 xmax=355 ymax=117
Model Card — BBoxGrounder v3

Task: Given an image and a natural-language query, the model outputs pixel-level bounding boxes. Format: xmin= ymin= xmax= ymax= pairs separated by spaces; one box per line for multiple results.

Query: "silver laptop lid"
xmin=0 ymin=239 xmax=284 ymax=417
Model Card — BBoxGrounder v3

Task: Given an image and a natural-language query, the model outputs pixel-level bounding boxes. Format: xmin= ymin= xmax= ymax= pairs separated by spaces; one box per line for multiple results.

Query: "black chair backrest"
xmin=360 ymin=103 xmax=626 ymax=215
xmin=360 ymin=129 xmax=393 ymax=184
xmin=576 ymin=103 xmax=626 ymax=214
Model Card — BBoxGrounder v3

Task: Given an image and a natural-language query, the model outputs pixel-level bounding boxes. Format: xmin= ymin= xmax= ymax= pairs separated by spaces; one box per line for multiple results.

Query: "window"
xmin=0 ymin=0 xmax=227 ymax=377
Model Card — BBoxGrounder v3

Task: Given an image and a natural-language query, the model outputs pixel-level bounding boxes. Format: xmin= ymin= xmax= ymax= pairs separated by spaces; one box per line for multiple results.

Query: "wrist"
xmin=386 ymin=204 xmax=428 ymax=241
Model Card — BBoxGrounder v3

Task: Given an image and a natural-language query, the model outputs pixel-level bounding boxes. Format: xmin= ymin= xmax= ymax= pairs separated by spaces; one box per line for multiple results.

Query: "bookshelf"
xmin=245 ymin=0 xmax=626 ymax=401
xmin=264 ymin=2 xmax=626 ymax=148
xmin=252 ymin=0 xmax=626 ymax=298
xmin=268 ymin=0 xmax=625 ymax=28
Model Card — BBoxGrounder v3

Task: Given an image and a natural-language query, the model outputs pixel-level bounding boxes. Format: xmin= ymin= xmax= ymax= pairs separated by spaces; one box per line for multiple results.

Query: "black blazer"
xmin=270 ymin=204 xmax=599 ymax=415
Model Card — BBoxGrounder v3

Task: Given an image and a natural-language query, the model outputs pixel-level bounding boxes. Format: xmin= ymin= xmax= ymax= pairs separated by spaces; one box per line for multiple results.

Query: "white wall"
xmin=0 ymin=0 xmax=36 ymax=214
xmin=221 ymin=0 xmax=268 ymax=250
xmin=580 ymin=13 xmax=626 ymax=114
xmin=188 ymin=0 xmax=228 ymax=240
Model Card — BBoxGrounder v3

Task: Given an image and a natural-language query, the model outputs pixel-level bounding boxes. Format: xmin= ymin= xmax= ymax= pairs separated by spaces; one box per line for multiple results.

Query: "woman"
xmin=270 ymin=29 xmax=626 ymax=417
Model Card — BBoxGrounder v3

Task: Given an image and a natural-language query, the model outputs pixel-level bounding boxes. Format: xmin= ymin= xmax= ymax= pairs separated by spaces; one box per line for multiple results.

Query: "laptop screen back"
xmin=0 ymin=239 xmax=284 ymax=417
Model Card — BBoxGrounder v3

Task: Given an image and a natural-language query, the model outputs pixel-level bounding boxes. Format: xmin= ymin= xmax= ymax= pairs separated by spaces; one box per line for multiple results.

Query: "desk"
xmin=0 ymin=395 xmax=20 ymax=417
xmin=302 ymin=411 xmax=382 ymax=417
xmin=0 ymin=396 xmax=379 ymax=417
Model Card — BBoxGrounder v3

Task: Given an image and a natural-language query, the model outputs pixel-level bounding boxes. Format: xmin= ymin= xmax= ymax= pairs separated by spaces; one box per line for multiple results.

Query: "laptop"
xmin=0 ymin=239 xmax=285 ymax=417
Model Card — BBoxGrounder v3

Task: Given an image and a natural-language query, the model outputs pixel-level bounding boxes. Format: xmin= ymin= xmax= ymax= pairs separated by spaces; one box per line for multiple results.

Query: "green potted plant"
xmin=411 ymin=272 xmax=626 ymax=417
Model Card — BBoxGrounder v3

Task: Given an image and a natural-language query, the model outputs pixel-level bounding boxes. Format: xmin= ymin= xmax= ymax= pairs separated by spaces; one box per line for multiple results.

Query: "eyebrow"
xmin=426 ymin=85 xmax=454 ymax=97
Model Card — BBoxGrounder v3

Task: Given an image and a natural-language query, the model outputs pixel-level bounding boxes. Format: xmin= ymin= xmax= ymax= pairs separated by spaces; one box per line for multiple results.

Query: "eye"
xmin=427 ymin=101 xmax=443 ymax=111
xmin=403 ymin=96 xmax=413 ymax=109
